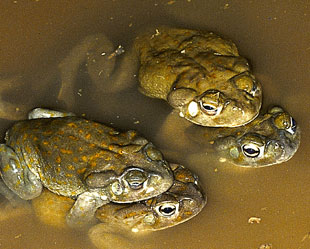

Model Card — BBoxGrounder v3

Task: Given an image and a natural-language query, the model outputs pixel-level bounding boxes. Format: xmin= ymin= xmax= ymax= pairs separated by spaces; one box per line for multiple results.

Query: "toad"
xmin=0 ymin=108 xmax=173 ymax=226
xmin=135 ymin=27 xmax=262 ymax=127
xmin=187 ymin=106 xmax=300 ymax=167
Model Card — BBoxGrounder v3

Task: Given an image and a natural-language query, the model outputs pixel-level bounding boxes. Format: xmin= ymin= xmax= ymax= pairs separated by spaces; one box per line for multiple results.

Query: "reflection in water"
xmin=58 ymin=33 xmax=137 ymax=110
xmin=0 ymin=0 xmax=309 ymax=249
xmin=0 ymin=76 xmax=32 ymax=120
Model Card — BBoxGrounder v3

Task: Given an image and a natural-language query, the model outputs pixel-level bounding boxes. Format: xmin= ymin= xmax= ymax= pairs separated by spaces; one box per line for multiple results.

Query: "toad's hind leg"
xmin=66 ymin=191 xmax=108 ymax=228
xmin=0 ymin=144 xmax=42 ymax=200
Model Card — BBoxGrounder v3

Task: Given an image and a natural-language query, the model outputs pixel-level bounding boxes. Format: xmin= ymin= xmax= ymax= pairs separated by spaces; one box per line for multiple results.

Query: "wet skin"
xmin=94 ymin=163 xmax=206 ymax=232
xmin=187 ymin=106 xmax=300 ymax=167
xmin=135 ymin=27 xmax=262 ymax=127
xmin=0 ymin=108 xmax=173 ymax=226
xmin=31 ymin=164 xmax=206 ymax=248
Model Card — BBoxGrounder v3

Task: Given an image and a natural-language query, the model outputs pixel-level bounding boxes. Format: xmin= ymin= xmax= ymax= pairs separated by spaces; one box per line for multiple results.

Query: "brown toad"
xmin=187 ymin=106 xmax=300 ymax=167
xmin=135 ymin=27 xmax=262 ymax=127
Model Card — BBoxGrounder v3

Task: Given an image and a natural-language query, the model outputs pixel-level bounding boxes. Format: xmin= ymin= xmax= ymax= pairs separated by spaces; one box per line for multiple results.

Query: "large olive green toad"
xmin=187 ymin=106 xmax=300 ymax=167
xmin=0 ymin=108 xmax=173 ymax=227
xmin=135 ymin=27 xmax=262 ymax=127
xmin=31 ymin=164 xmax=206 ymax=248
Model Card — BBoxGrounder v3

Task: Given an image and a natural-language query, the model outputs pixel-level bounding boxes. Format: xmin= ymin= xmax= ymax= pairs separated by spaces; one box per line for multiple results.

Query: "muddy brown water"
xmin=0 ymin=1 xmax=309 ymax=248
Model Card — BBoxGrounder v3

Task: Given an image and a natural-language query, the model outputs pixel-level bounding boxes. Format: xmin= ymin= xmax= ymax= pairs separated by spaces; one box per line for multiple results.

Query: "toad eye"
xmin=287 ymin=117 xmax=297 ymax=134
xmin=199 ymin=102 xmax=218 ymax=116
xmin=273 ymin=112 xmax=297 ymax=134
xmin=123 ymin=168 xmax=147 ymax=190
xmin=155 ymin=203 xmax=179 ymax=217
xmin=242 ymin=143 xmax=261 ymax=158
xmin=127 ymin=179 xmax=144 ymax=189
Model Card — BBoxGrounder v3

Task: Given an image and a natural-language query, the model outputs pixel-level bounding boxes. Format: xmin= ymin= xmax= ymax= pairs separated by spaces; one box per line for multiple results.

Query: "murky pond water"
xmin=0 ymin=0 xmax=309 ymax=248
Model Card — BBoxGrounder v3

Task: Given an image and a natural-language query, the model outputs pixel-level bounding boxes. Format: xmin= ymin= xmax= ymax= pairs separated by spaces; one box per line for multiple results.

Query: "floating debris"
xmin=259 ymin=244 xmax=272 ymax=249
xmin=108 ymin=45 xmax=125 ymax=59
xmin=248 ymin=216 xmax=261 ymax=224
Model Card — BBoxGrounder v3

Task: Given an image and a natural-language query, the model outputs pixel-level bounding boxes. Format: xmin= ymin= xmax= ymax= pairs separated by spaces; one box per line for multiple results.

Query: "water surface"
xmin=0 ymin=1 xmax=309 ymax=248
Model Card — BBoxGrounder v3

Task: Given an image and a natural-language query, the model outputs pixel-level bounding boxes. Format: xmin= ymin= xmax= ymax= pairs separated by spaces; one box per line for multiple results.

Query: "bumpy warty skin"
xmin=135 ymin=27 xmax=262 ymax=127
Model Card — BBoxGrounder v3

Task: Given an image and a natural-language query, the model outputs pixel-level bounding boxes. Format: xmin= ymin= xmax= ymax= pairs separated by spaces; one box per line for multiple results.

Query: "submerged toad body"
xmin=188 ymin=106 xmax=300 ymax=167
xmin=0 ymin=108 xmax=173 ymax=226
xmin=135 ymin=27 xmax=262 ymax=127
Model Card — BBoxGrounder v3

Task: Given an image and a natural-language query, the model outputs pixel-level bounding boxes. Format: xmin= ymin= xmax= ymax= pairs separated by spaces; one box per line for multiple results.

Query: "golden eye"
xmin=242 ymin=143 xmax=261 ymax=158
xmin=155 ymin=202 xmax=179 ymax=217
xmin=159 ymin=205 xmax=176 ymax=216
xmin=123 ymin=168 xmax=147 ymax=190
xmin=199 ymin=102 xmax=218 ymax=116
xmin=287 ymin=117 xmax=297 ymax=134
xmin=198 ymin=90 xmax=224 ymax=116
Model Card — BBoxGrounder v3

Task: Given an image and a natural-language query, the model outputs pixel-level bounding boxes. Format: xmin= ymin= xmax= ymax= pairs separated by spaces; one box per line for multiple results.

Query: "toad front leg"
xmin=0 ymin=144 xmax=42 ymax=200
xmin=66 ymin=190 xmax=109 ymax=228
